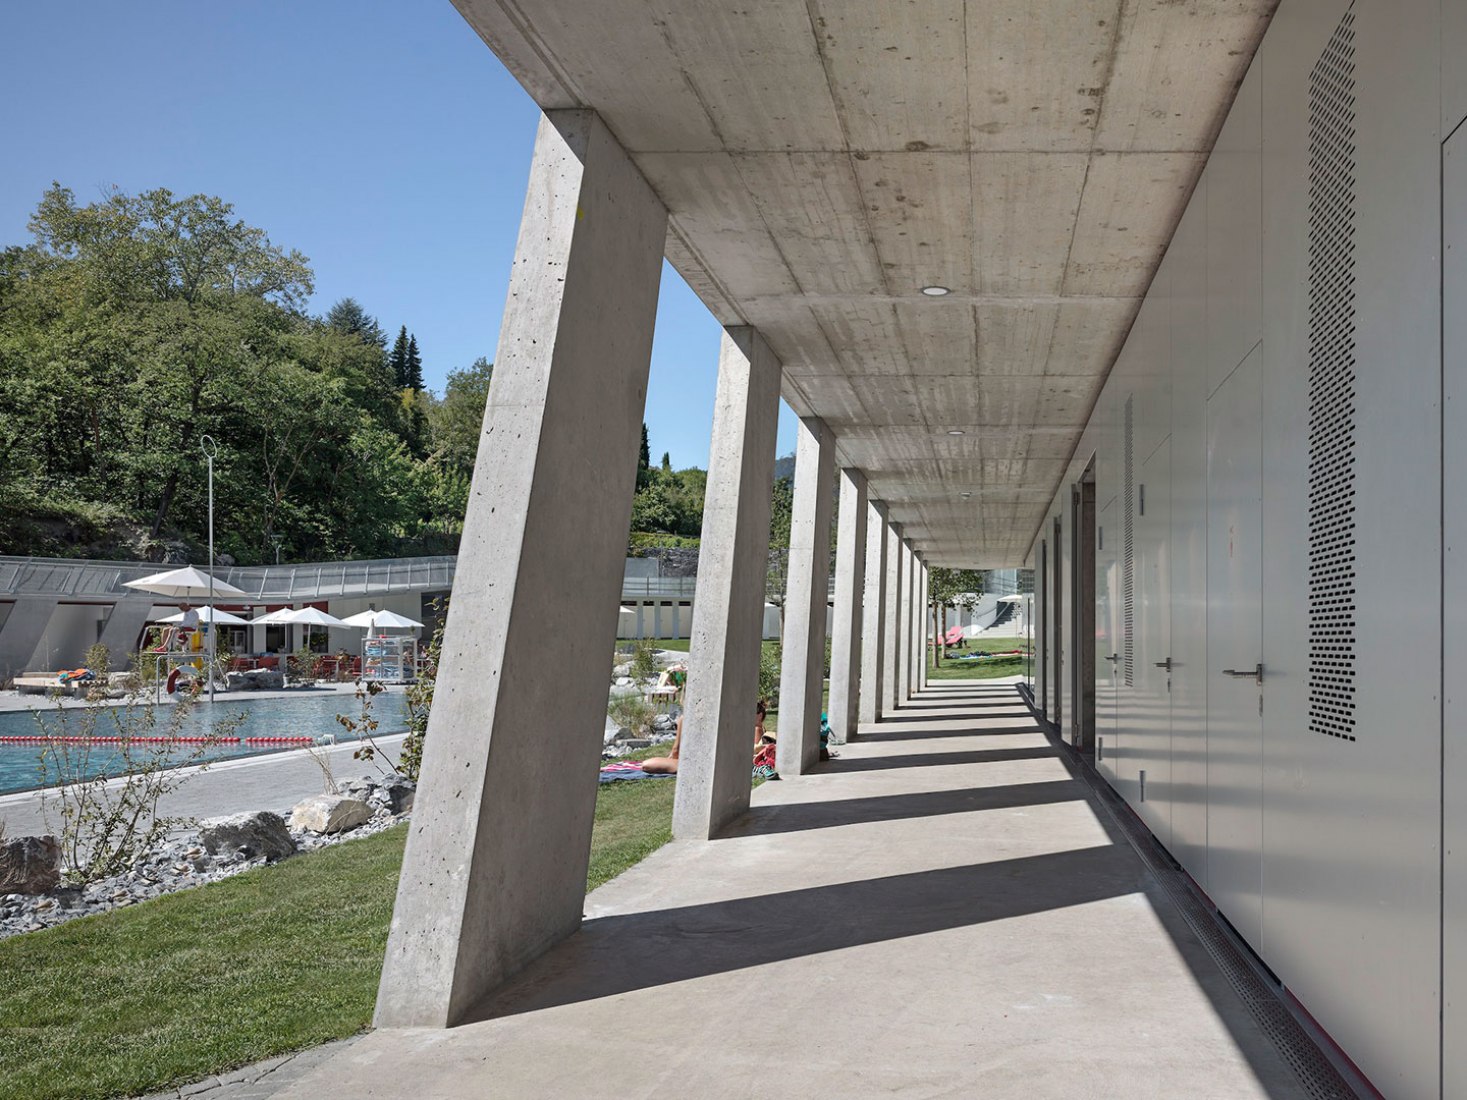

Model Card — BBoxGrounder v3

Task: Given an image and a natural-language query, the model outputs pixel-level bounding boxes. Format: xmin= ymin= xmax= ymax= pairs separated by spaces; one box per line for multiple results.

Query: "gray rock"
xmin=199 ymin=811 xmax=297 ymax=862
xmin=0 ymin=836 xmax=61 ymax=895
xmin=377 ymin=776 xmax=416 ymax=815
xmin=289 ymin=794 xmax=372 ymax=835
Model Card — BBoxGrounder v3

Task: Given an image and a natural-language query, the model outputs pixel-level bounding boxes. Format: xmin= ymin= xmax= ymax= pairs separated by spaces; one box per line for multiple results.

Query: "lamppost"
xmin=201 ymin=435 xmax=219 ymax=704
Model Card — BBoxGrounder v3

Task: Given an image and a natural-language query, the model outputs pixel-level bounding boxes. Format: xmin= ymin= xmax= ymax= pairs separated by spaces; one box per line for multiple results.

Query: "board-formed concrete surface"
xmin=275 ymin=680 xmax=1309 ymax=1100
xmin=449 ymin=0 xmax=1279 ymax=565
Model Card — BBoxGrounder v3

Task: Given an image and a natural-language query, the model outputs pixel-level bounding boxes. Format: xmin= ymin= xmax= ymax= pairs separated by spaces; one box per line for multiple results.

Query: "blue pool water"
xmin=0 ymin=691 xmax=410 ymax=795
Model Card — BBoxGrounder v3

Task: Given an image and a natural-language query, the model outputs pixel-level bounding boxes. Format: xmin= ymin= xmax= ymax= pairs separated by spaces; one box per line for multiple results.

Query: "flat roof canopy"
xmin=454 ymin=0 xmax=1277 ymax=565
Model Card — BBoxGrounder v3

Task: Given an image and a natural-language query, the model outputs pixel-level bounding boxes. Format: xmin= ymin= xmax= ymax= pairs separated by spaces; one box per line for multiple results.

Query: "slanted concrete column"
xmin=883 ymin=522 xmax=904 ymax=711
xmin=375 ymin=109 xmax=667 ymax=1029
xmin=827 ymin=468 xmax=867 ymax=744
xmin=97 ymin=599 xmax=155 ymax=672
xmin=0 ymin=597 xmax=58 ymax=683
xmin=673 ymin=328 xmax=781 ymax=840
xmin=776 ymin=416 xmax=835 ymax=776
xmin=858 ymin=500 xmax=888 ymax=726
xmin=923 ymin=563 xmax=932 ymax=690
xmin=916 ymin=559 xmax=929 ymax=692
xmin=898 ymin=539 xmax=916 ymax=702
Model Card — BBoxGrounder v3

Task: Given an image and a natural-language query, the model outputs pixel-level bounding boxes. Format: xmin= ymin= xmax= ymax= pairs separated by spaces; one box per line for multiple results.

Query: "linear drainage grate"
xmin=1016 ymin=684 xmax=1367 ymax=1100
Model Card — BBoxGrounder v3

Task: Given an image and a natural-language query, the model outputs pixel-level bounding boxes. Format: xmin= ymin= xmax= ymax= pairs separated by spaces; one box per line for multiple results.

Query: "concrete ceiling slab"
xmin=453 ymin=0 xmax=1277 ymax=566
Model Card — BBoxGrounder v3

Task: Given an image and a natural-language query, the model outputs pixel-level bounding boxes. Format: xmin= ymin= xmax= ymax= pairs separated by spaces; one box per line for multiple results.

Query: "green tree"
xmin=388 ymin=326 xmax=410 ymax=388
xmin=427 ymin=357 xmax=493 ymax=472
xmin=928 ymin=568 xmax=986 ymax=664
xmin=636 ymin=423 xmax=652 ymax=490
xmin=405 ymin=334 xmax=424 ymax=392
xmin=325 ymin=297 xmax=386 ymax=350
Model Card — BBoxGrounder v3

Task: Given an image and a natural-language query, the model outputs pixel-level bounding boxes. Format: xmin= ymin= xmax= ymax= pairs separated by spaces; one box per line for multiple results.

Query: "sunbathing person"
xmin=642 ymin=700 xmax=773 ymax=775
xmin=639 ymin=715 xmax=683 ymax=774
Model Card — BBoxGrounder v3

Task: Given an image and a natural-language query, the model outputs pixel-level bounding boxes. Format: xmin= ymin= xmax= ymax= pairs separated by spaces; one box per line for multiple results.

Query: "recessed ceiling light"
xmin=946 ymin=429 xmax=966 ymax=436
xmin=921 ymin=285 xmax=951 ymax=296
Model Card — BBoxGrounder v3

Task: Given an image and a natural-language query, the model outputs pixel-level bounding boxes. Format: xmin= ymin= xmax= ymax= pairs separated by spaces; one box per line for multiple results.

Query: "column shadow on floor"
xmin=858 ymin=724 xmax=1040 ymax=742
xmin=720 ymin=778 xmax=1081 ymax=837
xmin=821 ymin=746 xmax=1059 ymax=773
xmin=875 ymin=711 xmax=1033 ymax=723
xmin=466 ymin=843 xmax=1142 ymax=1024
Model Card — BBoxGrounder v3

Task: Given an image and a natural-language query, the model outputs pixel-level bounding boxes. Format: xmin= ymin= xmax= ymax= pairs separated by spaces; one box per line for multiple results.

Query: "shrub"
xmin=83 ymin=643 xmax=111 ymax=680
xmin=630 ymin=638 xmax=659 ymax=681
xmin=36 ymin=685 xmax=244 ymax=883
xmin=607 ymin=694 xmax=656 ymax=737
xmin=759 ymin=643 xmax=782 ymax=704
xmin=287 ymin=646 xmax=318 ymax=685
xmin=399 ymin=600 xmax=445 ymax=782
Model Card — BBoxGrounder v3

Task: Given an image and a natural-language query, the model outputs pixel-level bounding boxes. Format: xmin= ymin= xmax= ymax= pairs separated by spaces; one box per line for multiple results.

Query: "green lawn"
xmin=928 ymin=636 xmax=1032 ymax=681
xmin=0 ymin=778 xmax=678 ymax=1100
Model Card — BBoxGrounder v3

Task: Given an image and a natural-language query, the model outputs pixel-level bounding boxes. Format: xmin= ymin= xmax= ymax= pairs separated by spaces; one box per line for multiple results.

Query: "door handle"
xmin=1154 ymin=658 xmax=1172 ymax=671
xmin=1220 ymin=663 xmax=1264 ymax=685
xmin=1104 ymin=654 xmax=1121 ymax=662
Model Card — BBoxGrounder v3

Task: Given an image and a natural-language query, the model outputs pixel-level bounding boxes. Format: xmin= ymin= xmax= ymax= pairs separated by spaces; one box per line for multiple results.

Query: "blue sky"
xmin=0 ymin=1 xmax=795 ymax=469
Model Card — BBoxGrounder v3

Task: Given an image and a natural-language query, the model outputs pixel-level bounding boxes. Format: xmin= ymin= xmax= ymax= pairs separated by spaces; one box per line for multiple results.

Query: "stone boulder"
xmin=199 ymin=811 xmax=297 ymax=862
xmin=290 ymin=794 xmax=372 ymax=835
xmin=227 ymin=667 xmax=285 ymax=691
xmin=372 ymin=775 xmax=415 ymax=815
xmin=0 ymin=835 xmax=61 ymax=895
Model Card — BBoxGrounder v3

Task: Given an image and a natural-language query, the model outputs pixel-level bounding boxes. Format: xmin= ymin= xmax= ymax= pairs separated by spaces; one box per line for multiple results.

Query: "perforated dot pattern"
xmin=1306 ymin=8 xmax=1358 ymax=743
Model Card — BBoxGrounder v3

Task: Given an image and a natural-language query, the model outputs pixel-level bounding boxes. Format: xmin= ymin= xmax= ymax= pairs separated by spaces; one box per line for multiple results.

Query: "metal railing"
xmin=0 ymin=554 xmax=457 ymax=602
xmin=0 ymin=554 xmax=715 ymax=604
xmin=0 ymin=553 xmax=856 ymax=606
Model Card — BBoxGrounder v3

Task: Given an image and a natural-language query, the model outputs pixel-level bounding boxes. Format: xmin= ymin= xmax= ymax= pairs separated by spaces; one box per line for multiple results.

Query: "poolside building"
xmin=326 ymin=2 xmax=1467 ymax=1097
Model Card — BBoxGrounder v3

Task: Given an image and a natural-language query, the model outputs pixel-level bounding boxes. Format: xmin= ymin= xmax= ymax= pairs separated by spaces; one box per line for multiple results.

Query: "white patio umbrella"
xmin=156 ymin=607 xmax=251 ymax=626
xmin=997 ymin=593 xmax=1026 ymax=602
xmin=281 ymin=606 xmax=349 ymax=656
xmin=248 ymin=608 xmax=299 ymax=625
xmin=250 ymin=607 xmax=348 ymax=658
xmin=123 ymin=566 xmax=247 ymax=600
xmin=125 ymin=567 xmax=246 ymax=700
xmin=337 ymin=609 xmax=424 ymax=630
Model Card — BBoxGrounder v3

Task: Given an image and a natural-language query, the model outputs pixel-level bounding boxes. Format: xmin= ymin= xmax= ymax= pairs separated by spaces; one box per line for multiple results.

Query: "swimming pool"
xmin=0 ymin=691 xmax=410 ymax=796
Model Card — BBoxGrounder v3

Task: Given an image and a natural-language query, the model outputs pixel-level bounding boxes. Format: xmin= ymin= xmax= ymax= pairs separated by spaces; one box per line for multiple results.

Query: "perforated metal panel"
xmin=1123 ymin=396 xmax=1135 ymax=688
xmin=1306 ymin=7 xmax=1358 ymax=744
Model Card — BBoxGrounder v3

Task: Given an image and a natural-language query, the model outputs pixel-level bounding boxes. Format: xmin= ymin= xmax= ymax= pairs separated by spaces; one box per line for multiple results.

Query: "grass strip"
xmin=0 ymin=777 xmax=678 ymax=1100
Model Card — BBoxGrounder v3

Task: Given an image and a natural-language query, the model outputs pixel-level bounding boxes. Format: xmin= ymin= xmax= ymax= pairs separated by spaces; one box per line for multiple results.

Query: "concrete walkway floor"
xmin=276 ymin=680 xmax=1311 ymax=1100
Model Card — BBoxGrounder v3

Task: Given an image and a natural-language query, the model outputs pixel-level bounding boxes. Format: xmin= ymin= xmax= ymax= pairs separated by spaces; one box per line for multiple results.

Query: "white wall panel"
xmin=1027 ymin=4 xmax=1447 ymax=1092
xmin=1205 ymin=344 xmax=1264 ymax=951
xmin=1168 ymin=187 xmax=1210 ymax=879
xmin=1256 ymin=1 xmax=1442 ymax=1095
xmin=1205 ymin=58 xmax=1263 ymax=398
xmin=1096 ymin=495 xmax=1119 ymax=782
xmin=1133 ymin=437 xmax=1172 ymax=848
xmin=1130 ymin=279 xmax=1172 ymax=463
xmin=1446 ymin=0 xmax=1467 ymax=138
xmin=1442 ymin=120 xmax=1467 ymax=1100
